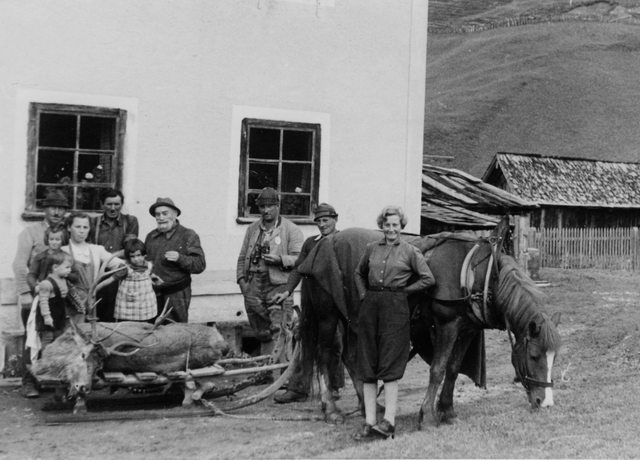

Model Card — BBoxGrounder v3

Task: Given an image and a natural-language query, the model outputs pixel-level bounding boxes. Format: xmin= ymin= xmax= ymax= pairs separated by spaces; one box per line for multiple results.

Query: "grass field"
xmin=1 ymin=268 xmax=639 ymax=459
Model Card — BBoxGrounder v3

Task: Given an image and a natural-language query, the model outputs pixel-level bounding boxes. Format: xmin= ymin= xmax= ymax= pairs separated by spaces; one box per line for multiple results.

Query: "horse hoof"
xmin=324 ymin=411 xmax=345 ymax=425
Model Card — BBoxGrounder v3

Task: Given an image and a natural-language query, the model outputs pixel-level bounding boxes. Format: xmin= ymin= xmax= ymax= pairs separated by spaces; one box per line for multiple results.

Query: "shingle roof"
xmin=484 ymin=153 xmax=640 ymax=208
xmin=421 ymin=164 xmax=536 ymax=228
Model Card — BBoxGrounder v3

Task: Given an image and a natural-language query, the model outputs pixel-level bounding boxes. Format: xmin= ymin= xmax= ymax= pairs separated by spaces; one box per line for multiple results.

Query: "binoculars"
xmin=251 ymin=244 xmax=270 ymax=265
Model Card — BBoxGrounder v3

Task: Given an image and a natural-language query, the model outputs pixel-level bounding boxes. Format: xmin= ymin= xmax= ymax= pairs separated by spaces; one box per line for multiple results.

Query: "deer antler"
xmin=103 ymin=340 xmax=157 ymax=357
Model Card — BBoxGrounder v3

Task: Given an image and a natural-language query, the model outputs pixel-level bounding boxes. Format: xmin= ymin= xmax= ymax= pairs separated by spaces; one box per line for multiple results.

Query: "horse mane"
xmin=495 ymin=254 xmax=561 ymax=352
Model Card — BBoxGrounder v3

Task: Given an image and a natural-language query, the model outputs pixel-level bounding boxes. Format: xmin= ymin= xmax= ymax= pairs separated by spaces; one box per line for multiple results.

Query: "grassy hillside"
xmin=424 ymin=0 xmax=640 ymax=177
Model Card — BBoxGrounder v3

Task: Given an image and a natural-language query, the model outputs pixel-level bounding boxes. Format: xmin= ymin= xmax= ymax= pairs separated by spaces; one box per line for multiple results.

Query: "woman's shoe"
xmin=353 ymin=423 xmax=374 ymax=441
xmin=372 ymin=419 xmax=395 ymax=439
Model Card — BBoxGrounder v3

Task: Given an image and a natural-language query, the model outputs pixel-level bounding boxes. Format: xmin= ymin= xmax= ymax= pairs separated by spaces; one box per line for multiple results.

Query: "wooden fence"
xmin=531 ymin=227 xmax=640 ymax=270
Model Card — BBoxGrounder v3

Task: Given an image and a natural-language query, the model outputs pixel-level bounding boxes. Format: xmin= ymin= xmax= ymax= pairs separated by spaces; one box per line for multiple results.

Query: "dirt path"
xmin=1 ymin=268 xmax=638 ymax=459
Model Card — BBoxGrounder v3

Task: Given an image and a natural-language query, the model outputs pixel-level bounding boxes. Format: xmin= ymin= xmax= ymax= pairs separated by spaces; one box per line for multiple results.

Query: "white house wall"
xmin=0 ymin=0 xmax=428 ymax=282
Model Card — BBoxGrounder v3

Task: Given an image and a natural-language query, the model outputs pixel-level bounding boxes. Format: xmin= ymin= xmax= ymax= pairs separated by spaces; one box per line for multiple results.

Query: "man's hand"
xmin=165 ymin=251 xmax=180 ymax=262
xmin=262 ymin=254 xmax=282 ymax=266
xmin=19 ymin=293 xmax=33 ymax=311
xmin=271 ymin=291 xmax=290 ymax=305
xmin=150 ymin=274 xmax=164 ymax=286
xmin=238 ymin=278 xmax=248 ymax=296
xmin=43 ymin=315 xmax=54 ymax=328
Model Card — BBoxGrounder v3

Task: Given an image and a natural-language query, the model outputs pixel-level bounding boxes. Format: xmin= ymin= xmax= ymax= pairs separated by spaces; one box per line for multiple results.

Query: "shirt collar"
xmin=259 ymin=216 xmax=281 ymax=232
xmin=378 ymin=237 xmax=401 ymax=246
xmin=101 ymin=213 xmax=124 ymax=226
xmin=151 ymin=220 xmax=179 ymax=239
xmin=315 ymin=229 xmax=339 ymax=241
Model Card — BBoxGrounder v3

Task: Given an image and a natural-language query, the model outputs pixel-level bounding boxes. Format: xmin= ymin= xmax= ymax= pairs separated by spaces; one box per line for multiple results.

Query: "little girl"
xmin=27 ymin=223 xmax=69 ymax=294
xmin=101 ymin=239 xmax=158 ymax=322
xmin=36 ymin=251 xmax=75 ymax=350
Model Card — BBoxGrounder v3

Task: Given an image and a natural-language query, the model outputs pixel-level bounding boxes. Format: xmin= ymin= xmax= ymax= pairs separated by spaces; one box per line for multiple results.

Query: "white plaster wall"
xmin=0 ymin=0 xmax=428 ymax=280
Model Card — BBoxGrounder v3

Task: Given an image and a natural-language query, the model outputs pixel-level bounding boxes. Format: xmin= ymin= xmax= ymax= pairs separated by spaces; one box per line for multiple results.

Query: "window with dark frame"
xmin=25 ymin=103 xmax=126 ymax=215
xmin=238 ymin=118 xmax=321 ymax=221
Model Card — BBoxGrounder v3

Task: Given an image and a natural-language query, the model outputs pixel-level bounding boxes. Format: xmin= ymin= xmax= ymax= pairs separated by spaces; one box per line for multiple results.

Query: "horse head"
xmin=509 ymin=309 xmax=562 ymax=409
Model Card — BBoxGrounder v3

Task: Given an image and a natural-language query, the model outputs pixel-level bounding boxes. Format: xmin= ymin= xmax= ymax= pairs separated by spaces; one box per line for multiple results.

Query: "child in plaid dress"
xmin=106 ymin=239 xmax=158 ymax=322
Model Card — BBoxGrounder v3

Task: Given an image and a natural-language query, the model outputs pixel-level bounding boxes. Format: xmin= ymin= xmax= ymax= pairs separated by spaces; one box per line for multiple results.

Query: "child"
xmin=26 ymin=223 xmax=69 ymax=294
xmin=36 ymin=251 xmax=75 ymax=351
xmin=100 ymin=239 xmax=158 ymax=322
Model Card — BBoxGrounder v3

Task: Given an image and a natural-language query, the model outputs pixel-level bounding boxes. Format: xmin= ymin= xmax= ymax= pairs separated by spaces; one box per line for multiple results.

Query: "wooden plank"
xmin=422 ymin=174 xmax=478 ymax=204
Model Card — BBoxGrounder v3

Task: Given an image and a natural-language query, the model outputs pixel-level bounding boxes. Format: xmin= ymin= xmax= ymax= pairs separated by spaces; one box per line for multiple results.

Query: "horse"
xmin=297 ymin=218 xmax=561 ymax=428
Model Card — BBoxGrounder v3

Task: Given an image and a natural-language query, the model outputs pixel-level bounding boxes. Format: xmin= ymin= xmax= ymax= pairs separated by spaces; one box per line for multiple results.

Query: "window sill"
xmin=21 ymin=211 xmax=46 ymax=222
xmin=236 ymin=217 xmax=317 ymax=225
xmin=21 ymin=211 xmax=100 ymax=222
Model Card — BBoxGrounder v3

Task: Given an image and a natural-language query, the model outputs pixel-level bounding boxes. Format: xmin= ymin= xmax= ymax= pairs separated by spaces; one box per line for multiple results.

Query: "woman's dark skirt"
xmin=356 ymin=290 xmax=410 ymax=383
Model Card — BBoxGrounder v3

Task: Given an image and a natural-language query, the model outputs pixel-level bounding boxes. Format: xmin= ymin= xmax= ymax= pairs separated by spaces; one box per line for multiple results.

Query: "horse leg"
xmin=316 ymin=311 xmax=343 ymax=424
xmin=438 ymin=327 xmax=478 ymax=424
xmin=340 ymin=323 xmax=373 ymax=416
xmin=418 ymin=316 xmax=462 ymax=430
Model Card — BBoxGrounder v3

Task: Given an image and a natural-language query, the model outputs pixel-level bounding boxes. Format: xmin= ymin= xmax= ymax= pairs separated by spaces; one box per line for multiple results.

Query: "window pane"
xmin=248 ymin=127 xmax=280 ymax=160
xmin=282 ymin=163 xmax=311 ymax=193
xmin=280 ymin=194 xmax=310 ymax=216
xmin=37 ymin=149 xmax=75 ymax=184
xmin=36 ymin=185 xmax=72 ymax=209
xmin=39 ymin=113 xmax=76 ymax=148
xmin=248 ymin=162 xmax=278 ymax=189
xmin=79 ymin=154 xmax=113 ymax=184
xmin=76 ymin=185 xmax=101 ymax=211
xmin=79 ymin=116 xmax=116 ymax=150
xmin=247 ymin=193 xmax=260 ymax=215
xmin=283 ymin=130 xmax=312 ymax=161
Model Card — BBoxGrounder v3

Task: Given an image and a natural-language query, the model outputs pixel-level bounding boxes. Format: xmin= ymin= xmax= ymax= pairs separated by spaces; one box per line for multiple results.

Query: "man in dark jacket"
xmin=145 ymin=197 xmax=206 ymax=323
xmin=272 ymin=203 xmax=344 ymax=403
xmin=90 ymin=188 xmax=139 ymax=322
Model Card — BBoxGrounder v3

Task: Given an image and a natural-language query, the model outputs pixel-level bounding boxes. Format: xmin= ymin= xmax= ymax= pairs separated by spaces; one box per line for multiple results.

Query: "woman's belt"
xmin=368 ymin=286 xmax=404 ymax=292
xmin=154 ymin=277 xmax=191 ymax=295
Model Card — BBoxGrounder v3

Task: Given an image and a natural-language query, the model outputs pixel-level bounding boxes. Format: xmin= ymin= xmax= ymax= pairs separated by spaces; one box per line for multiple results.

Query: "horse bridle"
xmin=505 ymin=318 xmax=554 ymax=392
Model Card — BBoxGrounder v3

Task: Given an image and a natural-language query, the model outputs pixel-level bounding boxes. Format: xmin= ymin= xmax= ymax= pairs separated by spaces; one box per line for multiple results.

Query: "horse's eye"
xmin=81 ymin=353 xmax=86 ymax=359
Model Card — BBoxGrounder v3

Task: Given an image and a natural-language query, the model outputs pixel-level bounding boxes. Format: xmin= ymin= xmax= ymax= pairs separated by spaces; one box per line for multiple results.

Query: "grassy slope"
xmin=424 ymin=1 xmax=640 ymax=177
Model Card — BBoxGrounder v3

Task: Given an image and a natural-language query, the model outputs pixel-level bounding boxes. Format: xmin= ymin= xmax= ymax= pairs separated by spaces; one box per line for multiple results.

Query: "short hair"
xmin=100 ymin=188 xmax=125 ymax=204
xmin=43 ymin=222 xmax=69 ymax=246
xmin=123 ymin=238 xmax=147 ymax=261
xmin=376 ymin=205 xmax=408 ymax=230
xmin=44 ymin=250 xmax=74 ymax=275
xmin=66 ymin=211 xmax=91 ymax=229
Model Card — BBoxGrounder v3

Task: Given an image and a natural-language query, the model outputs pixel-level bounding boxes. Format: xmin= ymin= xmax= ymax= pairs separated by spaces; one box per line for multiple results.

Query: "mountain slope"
xmin=424 ymin=4 xmax=640 ymax=177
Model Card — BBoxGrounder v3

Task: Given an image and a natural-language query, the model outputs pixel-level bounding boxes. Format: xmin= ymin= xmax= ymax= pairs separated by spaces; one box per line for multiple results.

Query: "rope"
xmin=199 ymin=399 xmax=324 ymax=422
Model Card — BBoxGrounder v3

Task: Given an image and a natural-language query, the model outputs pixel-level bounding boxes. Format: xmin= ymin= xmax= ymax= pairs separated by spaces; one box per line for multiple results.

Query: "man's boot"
xmin=21 ymin=380 xmax=39 ymax=399
xmin=274 ymin=390 xmax=308 ymax=404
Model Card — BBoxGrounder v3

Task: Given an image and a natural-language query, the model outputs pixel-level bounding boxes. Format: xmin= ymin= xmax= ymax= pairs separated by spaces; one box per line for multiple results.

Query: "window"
xmin=25 ymin=103 xmax=126 ymax=215
xmin=238 ymin=118 xmax=321 ymax=221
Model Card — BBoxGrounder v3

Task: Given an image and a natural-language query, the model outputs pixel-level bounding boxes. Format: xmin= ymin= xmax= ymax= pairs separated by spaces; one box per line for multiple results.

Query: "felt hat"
xmin=256 ymin=187 xmax=279 ymax=206
xmin=42 ymin=190 xmax=70 ymax=208
xmin=314 ymin=203 xmax=338 ymax=221
xmin=149 ymin=197 xmax=181 ymax=216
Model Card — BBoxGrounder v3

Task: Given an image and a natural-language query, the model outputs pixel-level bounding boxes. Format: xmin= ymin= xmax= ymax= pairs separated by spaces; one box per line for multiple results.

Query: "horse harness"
xmin=424 ymin=235 xmax=504 ymax=329
xmin=505 ymin=317 xmax=555 ymax=392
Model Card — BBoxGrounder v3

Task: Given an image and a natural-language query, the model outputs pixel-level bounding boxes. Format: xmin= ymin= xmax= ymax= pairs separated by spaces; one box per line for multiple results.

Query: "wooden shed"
xmin=421 ymin=164 xmax=537 ymax=264
xmin=483 ymin=152 xmax=640 ymax=229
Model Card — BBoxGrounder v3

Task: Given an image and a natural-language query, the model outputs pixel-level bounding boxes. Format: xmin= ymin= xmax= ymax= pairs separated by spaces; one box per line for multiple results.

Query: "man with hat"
xmin=12 ymin=189 xmax=69 ymax=398
xmin=237 ymin=187 xmax=304 ymax=357
xmin=90 ymin=188 xmax=139 ymax=322
xmin=271 ymin=203 xmax=345 ymax=403
xmin=145 ymin=197 xmax=206 ymax=323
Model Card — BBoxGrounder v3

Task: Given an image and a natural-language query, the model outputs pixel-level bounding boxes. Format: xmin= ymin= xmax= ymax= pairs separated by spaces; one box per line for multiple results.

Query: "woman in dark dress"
xmin=353 ymin=206 xmax=434 ymax=440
